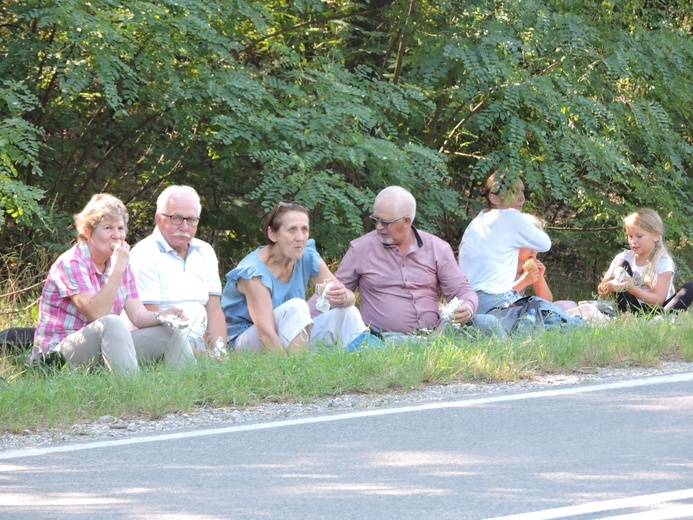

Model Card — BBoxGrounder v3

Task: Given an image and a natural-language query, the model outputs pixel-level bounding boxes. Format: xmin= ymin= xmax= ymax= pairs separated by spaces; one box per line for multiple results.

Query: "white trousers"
xmin=233 ymin=298 xmax=368 ymax=353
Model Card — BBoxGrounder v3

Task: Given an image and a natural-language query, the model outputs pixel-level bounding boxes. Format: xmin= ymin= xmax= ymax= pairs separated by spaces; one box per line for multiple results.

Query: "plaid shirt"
xmin=32 ymin=241 xmax=139 ymax=358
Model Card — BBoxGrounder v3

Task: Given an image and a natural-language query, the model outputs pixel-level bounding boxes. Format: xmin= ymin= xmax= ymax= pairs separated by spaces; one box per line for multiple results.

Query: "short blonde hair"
xmin=74 ymin=194 xmax=129 ymax=241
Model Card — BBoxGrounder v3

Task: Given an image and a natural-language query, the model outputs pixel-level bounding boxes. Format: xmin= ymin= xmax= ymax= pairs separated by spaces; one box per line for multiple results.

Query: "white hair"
xmin=374 ymin=186 xmax=416 ymax=221
xmin=156 ymin=185 xmax=202 ymax=216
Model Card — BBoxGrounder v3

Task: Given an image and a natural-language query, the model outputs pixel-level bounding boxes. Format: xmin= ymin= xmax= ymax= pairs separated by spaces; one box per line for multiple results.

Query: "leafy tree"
xmin=0 ymin=80 xmax=45 ymax=227
xmin=0 ymin=0 xmax=691 ymax=284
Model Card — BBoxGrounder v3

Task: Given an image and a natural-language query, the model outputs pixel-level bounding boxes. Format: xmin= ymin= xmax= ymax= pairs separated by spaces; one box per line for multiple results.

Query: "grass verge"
xmin=1 ymin=312 xmax=691 ymax=435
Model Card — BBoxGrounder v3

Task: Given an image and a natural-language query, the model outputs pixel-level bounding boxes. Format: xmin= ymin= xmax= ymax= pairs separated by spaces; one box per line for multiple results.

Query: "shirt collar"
xmin=153 ymin=226 xmax=200 ymax=255
xmin=412 ymin=226 xmax=424 ymax=248
xmin=381 ymin=225 xmax=424 ymax=250
xmin=78 ymin=241 xmax=110 ymax=276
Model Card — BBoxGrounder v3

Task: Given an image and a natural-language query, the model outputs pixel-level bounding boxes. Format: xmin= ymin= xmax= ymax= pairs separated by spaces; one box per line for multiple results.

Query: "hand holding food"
xmin=522 ymin=257 xmax=537 ymax=272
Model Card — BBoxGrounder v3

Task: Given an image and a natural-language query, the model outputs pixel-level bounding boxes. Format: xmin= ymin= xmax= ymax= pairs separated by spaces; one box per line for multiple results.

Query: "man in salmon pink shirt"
xmin=332 ymin=186 xmax=503 ymax=338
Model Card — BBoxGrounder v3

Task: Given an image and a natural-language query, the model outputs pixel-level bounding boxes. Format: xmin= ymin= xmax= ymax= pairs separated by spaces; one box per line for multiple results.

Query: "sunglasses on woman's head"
xmin=268 ymin=201 xmax=308 ymax=226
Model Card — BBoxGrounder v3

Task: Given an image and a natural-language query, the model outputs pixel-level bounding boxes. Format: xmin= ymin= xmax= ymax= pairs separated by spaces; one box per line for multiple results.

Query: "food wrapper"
xmin=209 ymin=337 xmax=228 ymax=359
xmin=611 ymin=266 xmax=634 ymax=291
xmin=158 ymin=313 xmax=191 ymax=329
xmin=440 ymin=297 xmax=464 ymax=325
xmin=315 ymin=279 xmax=333 ymax=313
xmin=172 ymin=302 xmax=207 ymax=335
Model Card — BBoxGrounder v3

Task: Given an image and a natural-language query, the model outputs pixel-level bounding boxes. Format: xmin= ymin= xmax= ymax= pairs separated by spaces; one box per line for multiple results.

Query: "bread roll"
xmin=522 ymin=258 xmax=537 ymax=272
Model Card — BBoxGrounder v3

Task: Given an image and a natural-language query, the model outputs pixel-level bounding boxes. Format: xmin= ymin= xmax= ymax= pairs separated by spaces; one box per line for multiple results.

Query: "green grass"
xmin=2 ymin=312 xmax=691 ymax=434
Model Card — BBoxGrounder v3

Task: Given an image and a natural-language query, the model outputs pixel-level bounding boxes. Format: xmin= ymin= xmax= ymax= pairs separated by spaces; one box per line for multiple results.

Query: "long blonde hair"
xmin=623 ymin=208 xmax=671 ymax=289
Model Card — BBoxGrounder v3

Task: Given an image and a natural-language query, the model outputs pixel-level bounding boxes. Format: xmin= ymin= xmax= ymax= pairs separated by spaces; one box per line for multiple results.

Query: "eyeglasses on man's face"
xmin=369 ymin=215 xmax=407 ymax=227
xmin=162 ymin=214 xmax=200 ymax=226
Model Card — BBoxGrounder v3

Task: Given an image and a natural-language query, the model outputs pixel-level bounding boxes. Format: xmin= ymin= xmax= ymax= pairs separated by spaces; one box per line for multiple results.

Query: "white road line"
xmin=1 ymin=372 xmax=691 ymax=461
xmin=598 ymin=504 xmax=693 ymax=520
xmin=485 ymin=488 xmax=693 ymax=519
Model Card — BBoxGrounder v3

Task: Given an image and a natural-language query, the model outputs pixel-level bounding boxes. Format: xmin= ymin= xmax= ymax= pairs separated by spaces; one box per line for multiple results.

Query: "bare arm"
xmin=71 ymin=242 xmax=130 ymax=322
xmin=530 ymin=260 xmax=553 ymax=301
xmin=623 ymin=271 xmax=672 ymax=306
xmin=205 ymin=295 xmax=227 ymax=346
xmin=237 ymin=277 xmax=285 ymax=353
xmin=512 ymin=269 xmax=537 ymax=294
xmin=311 ymin=259 xmax=356 ymax=309
xmin=124 ymin=298 xmax=187 ymax=328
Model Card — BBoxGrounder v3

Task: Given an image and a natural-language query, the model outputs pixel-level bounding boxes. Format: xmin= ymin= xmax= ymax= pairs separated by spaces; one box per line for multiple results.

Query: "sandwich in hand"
xmin=522 ymin=257 xmax=537 ymax=272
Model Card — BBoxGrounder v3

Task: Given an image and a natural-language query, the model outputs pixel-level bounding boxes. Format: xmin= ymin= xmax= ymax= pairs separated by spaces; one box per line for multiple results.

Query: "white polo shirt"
xmin=130 ymin=227 xmax=222 ymax=339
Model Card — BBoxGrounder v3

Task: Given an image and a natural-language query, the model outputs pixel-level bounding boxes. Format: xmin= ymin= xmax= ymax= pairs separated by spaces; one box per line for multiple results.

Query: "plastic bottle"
xmin=515 ymin=308 xmax=537 ymax=335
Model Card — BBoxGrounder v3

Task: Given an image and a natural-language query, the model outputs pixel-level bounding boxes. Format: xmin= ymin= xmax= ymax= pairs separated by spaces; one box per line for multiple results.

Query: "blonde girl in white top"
xmin=598 ymin=209 xmax=692 ymax=313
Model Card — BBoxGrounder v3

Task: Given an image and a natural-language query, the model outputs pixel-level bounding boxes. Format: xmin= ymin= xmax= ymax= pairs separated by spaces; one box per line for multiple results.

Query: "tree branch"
xmin=0 ymin=281 xmax=43 ymax=299
xmin=393 ymin=0 xmax=416 ymax=85
xmin=438 ymin=98 xmax=485 ymax=153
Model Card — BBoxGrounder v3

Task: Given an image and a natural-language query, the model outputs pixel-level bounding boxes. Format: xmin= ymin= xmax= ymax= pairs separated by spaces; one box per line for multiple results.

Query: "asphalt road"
xmin=1 ymin=373 xmax=692 ymax=519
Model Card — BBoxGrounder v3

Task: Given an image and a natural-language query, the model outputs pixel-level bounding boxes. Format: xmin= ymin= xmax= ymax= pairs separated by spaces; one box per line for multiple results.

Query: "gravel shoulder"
xmin=2 ymin=362 xmax=692 ymax=453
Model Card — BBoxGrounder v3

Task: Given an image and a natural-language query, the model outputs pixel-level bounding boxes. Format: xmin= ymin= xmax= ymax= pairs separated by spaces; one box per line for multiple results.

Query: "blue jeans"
xmin=476 ymin=290 xmax=522 ymax=314
xmin=470 ymin=313 xmax=508 ymax=339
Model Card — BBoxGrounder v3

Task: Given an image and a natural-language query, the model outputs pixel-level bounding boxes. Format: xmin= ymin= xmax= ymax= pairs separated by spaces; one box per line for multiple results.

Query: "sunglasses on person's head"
xmin=369 ymin=214 xmax=406 ymax=227
xmin=268 ymin=201 xmax=308 ymax=227
xmin=275 ymin=201 xmax=307 ymax=210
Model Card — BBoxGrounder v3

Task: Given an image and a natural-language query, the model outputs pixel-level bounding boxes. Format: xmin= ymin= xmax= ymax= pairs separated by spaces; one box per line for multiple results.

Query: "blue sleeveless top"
xmin=222 ymin=239 xmax=321 ymax=341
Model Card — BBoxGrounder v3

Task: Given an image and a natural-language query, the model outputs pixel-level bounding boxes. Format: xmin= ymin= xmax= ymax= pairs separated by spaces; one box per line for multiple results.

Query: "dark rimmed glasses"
xmin=369 ymin=214 xmax=406 ymax=227
xmin=161 ymin=214 xmax=200 ymax=226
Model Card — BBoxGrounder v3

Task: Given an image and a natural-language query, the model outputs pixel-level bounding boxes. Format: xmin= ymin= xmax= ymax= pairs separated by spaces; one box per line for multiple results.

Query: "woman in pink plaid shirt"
xmin=32 ymin=194 xmax=195 ymax=372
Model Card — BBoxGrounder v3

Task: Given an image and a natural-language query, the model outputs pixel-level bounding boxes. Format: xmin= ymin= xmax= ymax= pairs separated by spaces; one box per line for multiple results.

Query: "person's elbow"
xmin=538 ymin=237 xmax=552 ymax=253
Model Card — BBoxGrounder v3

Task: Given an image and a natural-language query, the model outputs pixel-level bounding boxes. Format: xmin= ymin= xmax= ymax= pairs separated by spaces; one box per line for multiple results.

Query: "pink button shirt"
xmin=32 ymin=241 xmax=139 ymax=357
xmin=334 ymin=229 xmax=478 ymax=334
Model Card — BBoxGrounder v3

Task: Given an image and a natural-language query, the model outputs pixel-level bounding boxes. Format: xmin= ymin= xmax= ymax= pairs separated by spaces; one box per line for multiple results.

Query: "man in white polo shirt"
xmin=130 ymin=185 xmax=227 ymax=356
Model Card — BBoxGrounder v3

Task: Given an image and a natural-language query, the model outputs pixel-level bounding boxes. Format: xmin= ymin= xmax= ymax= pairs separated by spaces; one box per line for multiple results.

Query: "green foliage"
xmin=0 ymin=0 xmax=691 ymax=279
xmin=0 ymin=80 xmax=45 ymax=226
xmin=395 ymin=0 xmax=693 ymax=273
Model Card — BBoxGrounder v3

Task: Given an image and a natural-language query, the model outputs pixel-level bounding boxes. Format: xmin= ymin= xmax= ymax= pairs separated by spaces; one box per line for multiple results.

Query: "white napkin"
xmin=440 ymin=297 xmax=464 ymax=324
xmin=315 ymin=280 xmax=333 ymax=313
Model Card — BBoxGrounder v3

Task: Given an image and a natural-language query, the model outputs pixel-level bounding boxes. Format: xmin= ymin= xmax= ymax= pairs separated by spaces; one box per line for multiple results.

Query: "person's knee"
xmin=471 ymin=313 xmax=507 ymax=338
xmin=276 ymin=299 xmax=313 ymax=341
xmin=330 ymin=306 xmax=361 ymax=320
xmin=97 ymin=315 xmax=130 ymax=334
xmin=282 ymin=298 xmax=312 ymax=320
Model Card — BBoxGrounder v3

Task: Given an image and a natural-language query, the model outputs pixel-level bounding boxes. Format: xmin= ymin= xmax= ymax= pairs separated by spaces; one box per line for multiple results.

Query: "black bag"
xmin=0 ymin=327 xmax=36 ymax=354
xmin=487 ymin=296 xmax=545 ymax=334
xmin=489 ymin=296 xmax=579 ymax=334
